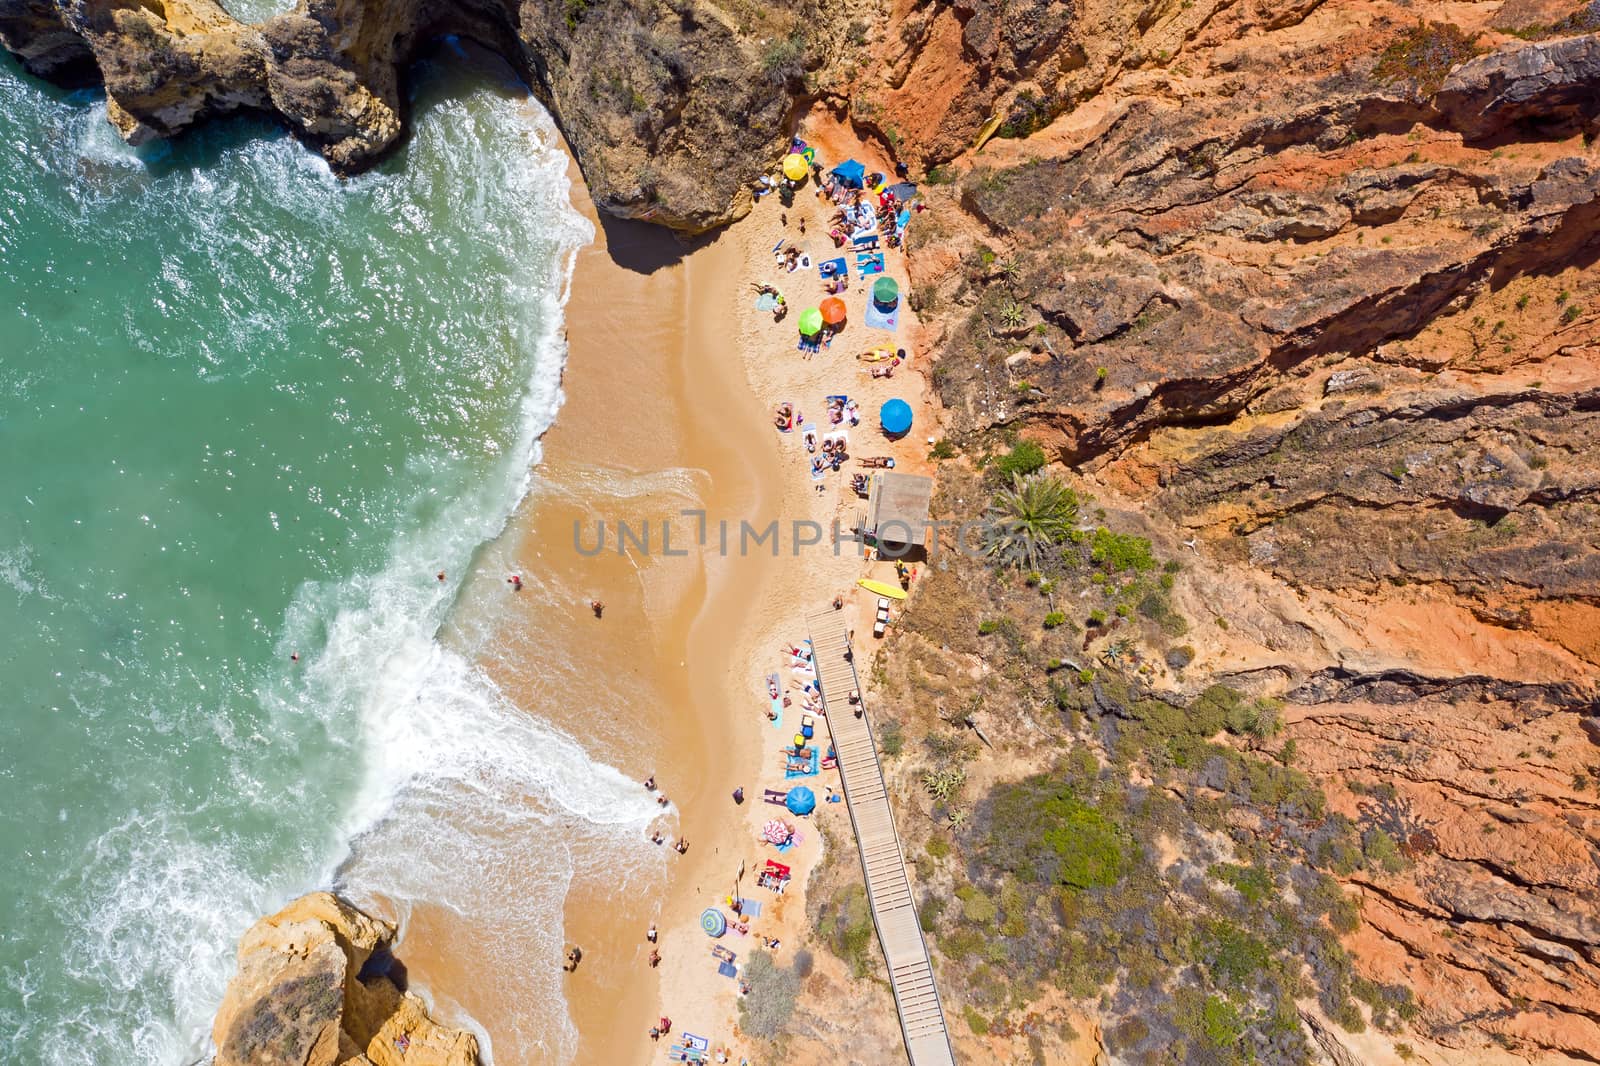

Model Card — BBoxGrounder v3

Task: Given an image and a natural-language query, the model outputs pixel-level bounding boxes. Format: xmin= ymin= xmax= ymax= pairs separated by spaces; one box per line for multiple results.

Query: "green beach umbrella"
xmin=873 ymin=276 xmax=899 ymax=305
xmin=798 ymin=306 xmax=824 ymax=336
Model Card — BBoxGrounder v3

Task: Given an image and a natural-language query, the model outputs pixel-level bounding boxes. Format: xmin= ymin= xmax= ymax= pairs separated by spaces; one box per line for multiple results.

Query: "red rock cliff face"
xmin=842 ymin=0 xmax=1600 ymax=1060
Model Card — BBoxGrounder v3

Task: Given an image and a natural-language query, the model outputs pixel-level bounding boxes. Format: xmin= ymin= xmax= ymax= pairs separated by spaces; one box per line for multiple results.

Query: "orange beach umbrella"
xmin=819 ymin=297 xmax=847 ymax=325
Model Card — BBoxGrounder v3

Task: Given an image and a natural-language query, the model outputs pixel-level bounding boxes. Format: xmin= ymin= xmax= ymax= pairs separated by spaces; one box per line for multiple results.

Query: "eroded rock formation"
xmin=212 ymin=892 xmax=478 ymax=1066
xmin=852 ymin=2 xmax=1600 ymax=1061
xmin=0 ymin=0 xmax=804 ymax=231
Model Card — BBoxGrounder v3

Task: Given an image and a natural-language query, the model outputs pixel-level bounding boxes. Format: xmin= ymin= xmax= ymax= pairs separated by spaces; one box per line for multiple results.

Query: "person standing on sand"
xmin=590 ymin=599 xmax=604 ymax=618
xmin=647 ymin=922 xmax=657 ymax=943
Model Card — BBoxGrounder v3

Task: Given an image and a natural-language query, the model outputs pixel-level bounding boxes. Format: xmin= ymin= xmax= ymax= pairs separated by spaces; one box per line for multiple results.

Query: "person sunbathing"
xmin=867 ymin=364 xmax=895 ymax=379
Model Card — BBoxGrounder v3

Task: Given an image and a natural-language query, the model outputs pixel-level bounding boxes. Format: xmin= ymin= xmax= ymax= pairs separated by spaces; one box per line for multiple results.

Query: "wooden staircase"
xmin=807 ymin=611 xmax=957 ymax=1066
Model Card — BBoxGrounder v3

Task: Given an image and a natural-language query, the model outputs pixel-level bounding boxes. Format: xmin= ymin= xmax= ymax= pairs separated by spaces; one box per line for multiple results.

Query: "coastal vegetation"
xmin=810 ymin=461 xmax=1429 ymax=1062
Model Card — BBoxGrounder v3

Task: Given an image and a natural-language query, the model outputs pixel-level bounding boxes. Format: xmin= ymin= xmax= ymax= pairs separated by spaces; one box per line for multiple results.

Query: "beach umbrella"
xmin=762 ymin=819 xmax=793 ymax=845
xmin=880 ymin=398 xmax=913 ymax=436
xmin=831 ymin=159 xmax=866 ymax=188
xmin=700 ymin=908 xmax=727 ymax=938
xmin=782 ymin=153 xmax=809 ymax=181
xmin=785 ymin=786 xmax=817 ymax=815
xmin=820 ymin=297 xmax=847 ymax=326
xmin=873 ymin=276 xmax=900 ymax=306
xmin=797 ymin=307 xmax=824 ymax=336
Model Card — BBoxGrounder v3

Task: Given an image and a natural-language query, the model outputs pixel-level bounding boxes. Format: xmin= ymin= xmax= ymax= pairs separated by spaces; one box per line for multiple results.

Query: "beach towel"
xmin=764 ymin=672 xmax=784 ymax=729
xmin=818 ymin=256 xmax=847 ymax=280
xmin=776 ymin=831 xmax=805 ymax=853
xmin=809 ymin=458 xmax=828 ymax=482
xmin=718 ymin=961 xmax=738 ymax=979
xmin=857 ymin=252 xmax=885 ymax=276
xmin=686 ymin=1034 xmax=710 ymax=1052
xmin=784 ymin=748 xmax=820 ymax=778
xmin=898 ymin=208 xmax=912 ymax=231
xmin=863 ymin=297 xmax=900 ymax=332
xmin=763 ymin=788 xmax=788 ymax=805
xmin=737 ymin=898 xmax=763 ymax=917
xmin=797 ymin=336 xmax=820 ymax=354
xmin=754 ymin=292 xmax=779 ymax=312
xmin=887 ymin=181 xmax=918 ymax=201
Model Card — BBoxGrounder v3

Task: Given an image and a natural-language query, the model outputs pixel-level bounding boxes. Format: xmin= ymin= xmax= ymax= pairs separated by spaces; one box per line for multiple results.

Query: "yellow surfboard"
xmin=858 ymin=578 xmax=907 ymax=600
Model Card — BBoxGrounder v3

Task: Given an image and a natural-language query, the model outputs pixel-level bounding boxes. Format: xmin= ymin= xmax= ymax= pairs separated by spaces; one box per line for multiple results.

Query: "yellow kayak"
xmin=858 ymin=578 xmax=907 ymax=600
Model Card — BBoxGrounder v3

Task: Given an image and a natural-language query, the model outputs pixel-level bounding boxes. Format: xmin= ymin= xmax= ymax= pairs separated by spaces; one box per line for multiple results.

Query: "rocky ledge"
xmin=212 ymin=892 xmax=477 ymax=1066
xmin=0 ymin=0 xmax=811 ymax=232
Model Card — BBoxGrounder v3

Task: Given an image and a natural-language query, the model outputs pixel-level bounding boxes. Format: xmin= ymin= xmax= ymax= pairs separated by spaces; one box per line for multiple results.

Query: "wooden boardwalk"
xmin=807 ymin=610 xmax=957 ymax=1066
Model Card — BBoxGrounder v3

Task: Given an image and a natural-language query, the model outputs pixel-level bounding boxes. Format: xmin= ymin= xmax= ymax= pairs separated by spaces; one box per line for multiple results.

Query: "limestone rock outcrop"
xmin=212 ymin=892 xmax=478 ymax=1066
xmin=0 ymin=0 xmax=801 ymax=232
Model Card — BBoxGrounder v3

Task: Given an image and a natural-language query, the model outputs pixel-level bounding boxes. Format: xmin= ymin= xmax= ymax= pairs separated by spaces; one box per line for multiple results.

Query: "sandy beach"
xmin=379 ymin=107 xmax=935 ymax=1066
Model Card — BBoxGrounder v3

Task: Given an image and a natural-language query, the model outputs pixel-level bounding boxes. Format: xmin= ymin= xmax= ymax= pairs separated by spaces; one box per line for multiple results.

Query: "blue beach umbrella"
xmin=701 ymin=908 xmax=727 ymax=937
xmin=785 ymin=786 xmax=817 ymax=815
xmin=880 ymin=398 xmax=913 ymax=436
xmin=831 ymin=159 xmax=866 ymax=188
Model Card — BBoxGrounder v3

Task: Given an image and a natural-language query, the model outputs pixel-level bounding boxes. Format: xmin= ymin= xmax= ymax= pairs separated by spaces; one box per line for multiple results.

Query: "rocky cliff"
xmin=849 ymin=1 xmax=1600 ymax=1061
xmin=212 ymin=892 xmax=478 ymax=1066
xmin=0 ymin=0 xmax=811 ymax=231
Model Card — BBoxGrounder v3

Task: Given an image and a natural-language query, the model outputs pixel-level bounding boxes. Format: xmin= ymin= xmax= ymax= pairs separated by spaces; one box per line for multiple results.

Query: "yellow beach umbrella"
xmin=782 ymin=153 xmax=809 ymax=182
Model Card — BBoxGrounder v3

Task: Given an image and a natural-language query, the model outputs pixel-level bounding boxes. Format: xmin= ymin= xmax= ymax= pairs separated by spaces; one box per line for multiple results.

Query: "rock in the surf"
xmin=212 ymin=891 xmax=478 ymax=1066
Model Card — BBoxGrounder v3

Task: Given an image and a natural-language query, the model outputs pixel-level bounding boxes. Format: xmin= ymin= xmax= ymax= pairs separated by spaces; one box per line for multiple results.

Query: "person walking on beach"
xmin=563 ymin=946 xmax=582 ymax=972
xmin=643 ymin=774 xmax=655 ymax=790
xmin=648 ymin=948 xmax=660 ymax=967
xmin=673 ymin=837 xmax=689 ymax=854
xmin=508 ymin=574 xmax=522 ymax=591
xmin=647 ymin=922 xmax=657 ymax=943
xmin=590 ymin=599 xmax=605 ymax=618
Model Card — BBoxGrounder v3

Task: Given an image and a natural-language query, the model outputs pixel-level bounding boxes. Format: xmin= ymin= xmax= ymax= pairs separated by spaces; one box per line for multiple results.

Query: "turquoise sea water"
xmin=0 ymin=47 xmax=657 ymax=1064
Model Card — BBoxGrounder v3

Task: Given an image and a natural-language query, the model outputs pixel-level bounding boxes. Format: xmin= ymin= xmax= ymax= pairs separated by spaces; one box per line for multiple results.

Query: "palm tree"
xmin=984 ymin=472 xmax=1079 ymax=572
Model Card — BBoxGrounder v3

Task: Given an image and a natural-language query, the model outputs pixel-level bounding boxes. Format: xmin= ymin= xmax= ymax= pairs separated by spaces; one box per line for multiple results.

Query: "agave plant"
xmin=984 ymin=473 xmax=1080 ymax=572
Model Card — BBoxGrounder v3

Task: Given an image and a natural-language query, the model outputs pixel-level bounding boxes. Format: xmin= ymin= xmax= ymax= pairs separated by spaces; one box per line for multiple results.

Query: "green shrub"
xmin=957 ymin=884 xmax=999 ymax=924
xmin=1090 ymin=529 xmax=1156 ymax=573
xmin=919 ymin=893 xmax=946 ymax=932
xmin=1043 ymin=610 xmax=1066 ymax=628
xmin=821 ymin=884 xmax=876 ymax=976
xmin=981 ymin=774 xmax=1132 ymax=889
xmin=880 ymin=719 xmax=905 ymax=757
xmin=760 ymin=34 xmax=807 ymax=84
xmin=1372 ymin=21 xmax=1484 ymax=92
xmin=964 ymin=1005 xmax=990 ymax=1035
xmin=994 ymin=439 xmax=1048 ymax=479
xmin=1362 ymin=828 xmax=1408 ymax=873
xmin=929 ymin=438 xmax=958 ymax=460
xmin=738 ymin=951 xmax=800 ymax=1038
